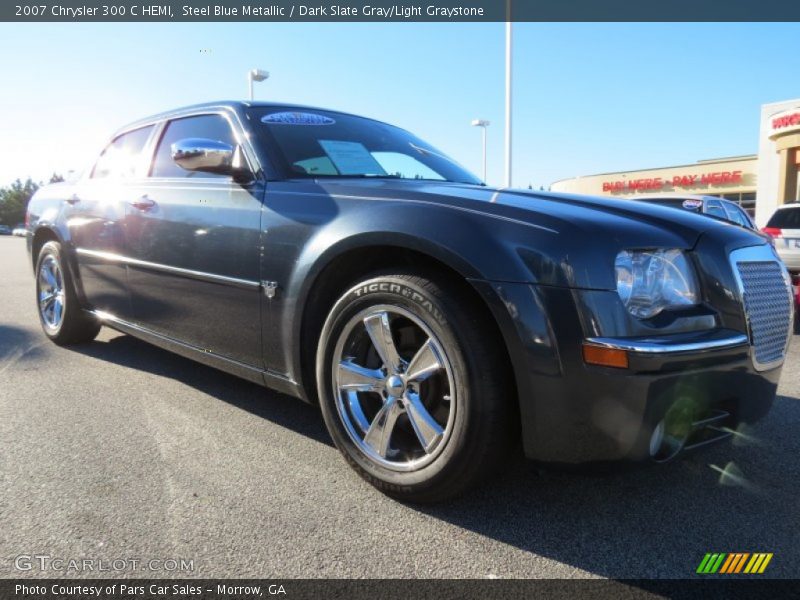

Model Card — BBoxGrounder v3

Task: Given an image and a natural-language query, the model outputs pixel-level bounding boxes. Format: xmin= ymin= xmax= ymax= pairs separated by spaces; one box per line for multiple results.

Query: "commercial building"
xmin=551 ymin=98 xmax=800 ymax=226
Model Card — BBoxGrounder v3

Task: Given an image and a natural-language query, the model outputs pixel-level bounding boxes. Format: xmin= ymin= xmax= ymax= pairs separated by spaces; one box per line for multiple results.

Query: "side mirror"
xmin=171 ymin=138 xmax=253 ymax=183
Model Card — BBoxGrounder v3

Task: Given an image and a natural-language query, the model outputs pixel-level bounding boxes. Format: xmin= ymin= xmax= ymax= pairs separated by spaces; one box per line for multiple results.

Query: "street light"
xmin=247 ymin=68 xmax=269 ymax=101
xmin=471 ymin=119 xmax=490 ymax=182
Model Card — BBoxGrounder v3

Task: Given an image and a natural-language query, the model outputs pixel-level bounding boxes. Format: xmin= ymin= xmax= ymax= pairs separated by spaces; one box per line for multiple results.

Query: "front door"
xmin=124 ymin=113 xmax=264 ymax=368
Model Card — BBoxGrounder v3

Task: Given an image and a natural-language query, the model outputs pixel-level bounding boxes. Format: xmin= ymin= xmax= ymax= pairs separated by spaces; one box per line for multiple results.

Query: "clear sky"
xmin=1 ymin=22 xmax=800 ymax=188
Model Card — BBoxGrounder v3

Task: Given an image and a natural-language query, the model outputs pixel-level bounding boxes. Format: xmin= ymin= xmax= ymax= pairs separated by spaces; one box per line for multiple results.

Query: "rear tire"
xmin=35 ymin=241 xmax=100 ymax=345
xmin=316 ymin=272 xmax=515 ymax=503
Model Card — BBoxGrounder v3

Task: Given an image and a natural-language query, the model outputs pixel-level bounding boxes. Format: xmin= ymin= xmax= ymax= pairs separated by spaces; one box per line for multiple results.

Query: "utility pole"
xmin=504 ymin=0 xmax=513 ymax=188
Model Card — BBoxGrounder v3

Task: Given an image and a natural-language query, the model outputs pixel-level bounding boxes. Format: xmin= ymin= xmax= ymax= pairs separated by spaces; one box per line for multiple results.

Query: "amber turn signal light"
xmin=582 ymin=343 xmax=629 ymax=369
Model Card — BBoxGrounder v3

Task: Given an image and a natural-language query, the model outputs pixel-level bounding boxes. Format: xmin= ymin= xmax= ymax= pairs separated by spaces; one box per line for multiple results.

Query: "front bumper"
xmin=472 ymin=280 xmax=783 ymax=464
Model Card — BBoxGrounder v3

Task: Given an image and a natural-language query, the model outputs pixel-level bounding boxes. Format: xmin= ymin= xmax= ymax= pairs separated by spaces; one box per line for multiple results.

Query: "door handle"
xmin=66 ymin=194 xmax=81 ymax=205
xmin=129 ymin=195 xmax=156 ymax=211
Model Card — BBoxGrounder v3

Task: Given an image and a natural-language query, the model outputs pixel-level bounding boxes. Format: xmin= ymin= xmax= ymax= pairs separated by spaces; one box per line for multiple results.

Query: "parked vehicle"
xmin=26 ymin=102 xmax=794 ymax=502
xmin=763 ymin=203 xmax=800 ymax=273
xmin=633 ymin=194 xmax=757 ymax=231
xmin=0 ymin=225 xmax=12 ymax=235
xmin=12 ymin=227 xmax=27 ymax=237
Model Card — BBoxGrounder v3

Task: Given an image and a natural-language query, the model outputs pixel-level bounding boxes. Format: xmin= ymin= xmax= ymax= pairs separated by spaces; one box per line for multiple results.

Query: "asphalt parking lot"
xmin=1 ymin=235 xmax=798 ymax=579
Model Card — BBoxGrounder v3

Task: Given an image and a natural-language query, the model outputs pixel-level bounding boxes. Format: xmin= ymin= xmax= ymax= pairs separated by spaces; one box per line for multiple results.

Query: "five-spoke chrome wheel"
xmin=38 ymin=254 xmax=65 ymax=330
xmin=332 ymin=305 xmax=456 ymax=472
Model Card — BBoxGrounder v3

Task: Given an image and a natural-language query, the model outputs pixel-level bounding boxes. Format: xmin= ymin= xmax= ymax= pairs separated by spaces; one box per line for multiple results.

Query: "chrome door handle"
xmin=129 ymin=195 xmax=156 ymax=211
xmin=66 ymin=194 xmax=81 ymax=205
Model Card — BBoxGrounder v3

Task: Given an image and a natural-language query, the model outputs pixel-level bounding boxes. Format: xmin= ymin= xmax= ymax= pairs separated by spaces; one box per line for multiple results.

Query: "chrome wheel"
xmin=38 ymin=254 xmax=65 ymax=330
xmin=332 ymin=305 xmax=456 ymax=472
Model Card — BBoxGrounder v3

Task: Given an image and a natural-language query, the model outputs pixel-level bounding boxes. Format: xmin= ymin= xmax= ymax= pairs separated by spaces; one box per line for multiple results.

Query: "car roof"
xmin=114 ymin=100 xmax=393 ymax=137
xmin=775 ymin=202 xmax=800 ymax=211
xmin=632 ymin=194 xmax=726 ymax=202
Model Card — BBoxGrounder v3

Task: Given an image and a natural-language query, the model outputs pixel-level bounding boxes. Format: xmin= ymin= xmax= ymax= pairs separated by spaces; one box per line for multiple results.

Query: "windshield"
xmin=251 ymin=107 xmax=481 ymax=185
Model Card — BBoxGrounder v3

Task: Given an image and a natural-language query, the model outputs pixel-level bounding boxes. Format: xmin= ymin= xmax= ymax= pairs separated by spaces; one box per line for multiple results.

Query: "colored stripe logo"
xmin=697 ymin=553 xmax=773 ymax=574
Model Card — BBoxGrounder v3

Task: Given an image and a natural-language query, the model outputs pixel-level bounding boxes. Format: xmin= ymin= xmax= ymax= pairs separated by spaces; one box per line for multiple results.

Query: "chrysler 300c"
xmin=26 ymin=102 xmax=793 ymax=501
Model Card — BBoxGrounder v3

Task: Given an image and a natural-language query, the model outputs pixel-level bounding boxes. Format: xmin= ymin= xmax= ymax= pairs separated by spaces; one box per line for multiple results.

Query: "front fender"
xmin=27 ymin=185 xmax=84 ymax=301
xmin=272 ymin=198 xmax=561 ymax=396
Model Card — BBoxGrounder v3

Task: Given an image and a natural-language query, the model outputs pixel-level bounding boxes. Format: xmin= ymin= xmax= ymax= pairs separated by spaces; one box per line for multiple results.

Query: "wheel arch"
xmin=293 ymin=237 xmax=524 ymax=441
xmin=31 ymin=226 xmax=64 ymax=271
xmin=30 ymin=226 xmax=87 ymax=305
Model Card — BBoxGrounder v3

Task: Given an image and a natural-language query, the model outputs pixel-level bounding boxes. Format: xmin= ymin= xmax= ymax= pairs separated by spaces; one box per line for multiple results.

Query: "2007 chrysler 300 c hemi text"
xmin=26 ymin=102 xmax=794 ymax=502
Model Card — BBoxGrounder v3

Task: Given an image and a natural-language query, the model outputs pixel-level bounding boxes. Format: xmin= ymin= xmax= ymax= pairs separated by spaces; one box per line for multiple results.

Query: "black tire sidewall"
xmin=316 ymin=274 xmax=490 ymax=498
xmin=35 ymin=240 xmax=98 ymax=344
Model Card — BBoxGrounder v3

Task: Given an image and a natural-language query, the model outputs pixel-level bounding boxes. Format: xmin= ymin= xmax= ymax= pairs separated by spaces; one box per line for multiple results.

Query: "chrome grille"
xmin=735 ymin=260 xmax=792 ymax=369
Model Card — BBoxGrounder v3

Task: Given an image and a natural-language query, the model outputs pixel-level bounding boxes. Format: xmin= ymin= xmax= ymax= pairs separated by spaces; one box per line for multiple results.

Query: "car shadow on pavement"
xmin=70 ymin=332 xmax=334 ymax=448
xmin=68 ymin=331 xmax=800 ymax=579
xmin=0 ymin=324 xmax=49 ymax=370
xmin=415 ymin=396 xmax=800 ymax=578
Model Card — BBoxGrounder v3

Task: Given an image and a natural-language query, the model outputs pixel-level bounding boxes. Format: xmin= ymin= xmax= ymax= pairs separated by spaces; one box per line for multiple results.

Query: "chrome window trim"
xmin=75 ymin=248 xmax=260 ymax=290
xmin=90 ymin=105 xmax=264 ymax=182
xmin=89 ymin=123 xmax=160 ymax=180
xmin=147 ymin=110 xmax=257 ymax=179
xmin=729 ymin=243 xmax=794 ymax=372
xmin=584 ymin=333 xmax=749 ymax=355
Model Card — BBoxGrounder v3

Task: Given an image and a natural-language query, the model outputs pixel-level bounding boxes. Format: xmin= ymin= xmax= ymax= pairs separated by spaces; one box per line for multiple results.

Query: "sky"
xmin=1 ymin=22 xmax=800 ymax=189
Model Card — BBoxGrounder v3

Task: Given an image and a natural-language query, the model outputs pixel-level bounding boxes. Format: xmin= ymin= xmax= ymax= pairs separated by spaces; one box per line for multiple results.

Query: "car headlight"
xmin=615 ymin=249 xmax=699 ymax=319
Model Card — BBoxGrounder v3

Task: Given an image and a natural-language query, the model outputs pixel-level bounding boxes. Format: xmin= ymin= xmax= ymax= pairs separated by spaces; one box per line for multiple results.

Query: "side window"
xmin=723 ymin=203 xmax=751 ymax=228
xmin=151 ymin=114 xmax=237 ymax=178
xmin=704 ymin=200 xmax=728 ymax=220
xmin=91 ymin=126 xmax=154 ymax=180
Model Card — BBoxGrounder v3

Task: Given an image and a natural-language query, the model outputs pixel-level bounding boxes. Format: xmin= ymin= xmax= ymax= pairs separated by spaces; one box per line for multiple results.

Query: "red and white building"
xmin=551 ymin=98 xmax=800 ymax=226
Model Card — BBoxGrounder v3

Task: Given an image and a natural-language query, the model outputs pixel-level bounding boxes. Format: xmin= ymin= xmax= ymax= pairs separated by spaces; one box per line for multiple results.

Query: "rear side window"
xmin=91 ymin=125 xmax=154 ymax=179
xmin=723 ymin=204 xmax=753 ymax=229
xmin=704 ymin=200 xmax=727 ymax=220
xmin=151 ymin=114 xmax=237 ymax=178
xmin=767 ymin=207 xmax=800 ymax=229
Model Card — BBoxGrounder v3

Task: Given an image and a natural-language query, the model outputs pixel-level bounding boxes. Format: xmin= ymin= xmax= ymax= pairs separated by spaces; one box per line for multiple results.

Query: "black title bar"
xmin=4 ymin=0 xmax=800 ymax=22
xmin=3 ymin=579 xmax=799 ymax=599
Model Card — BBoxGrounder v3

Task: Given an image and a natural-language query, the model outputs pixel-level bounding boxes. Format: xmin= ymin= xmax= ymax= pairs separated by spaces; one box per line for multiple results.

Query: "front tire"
xmin=35 ymin=241 xmax=100 ymax=345
xmin=316 ymin=272 xmax=515 ymax=503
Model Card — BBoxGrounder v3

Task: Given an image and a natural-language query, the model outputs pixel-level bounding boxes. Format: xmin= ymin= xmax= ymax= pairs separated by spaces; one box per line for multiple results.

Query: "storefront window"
xmin=740 ymin=192 xmax=756 ymax=216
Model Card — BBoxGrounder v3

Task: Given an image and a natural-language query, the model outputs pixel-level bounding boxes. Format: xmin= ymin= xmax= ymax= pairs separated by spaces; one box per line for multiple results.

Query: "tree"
xmin=0 ymin=174 xmax=63 ymax=227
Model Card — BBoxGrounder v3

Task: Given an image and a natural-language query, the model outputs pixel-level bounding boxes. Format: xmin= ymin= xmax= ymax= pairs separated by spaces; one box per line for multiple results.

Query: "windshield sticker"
xmin=318 ymin=140 xmax=387 ymax=176
xmin=261 ymin=112 xmax=336 ymax=126
xmin=682 ymin=199 xmax=704 ymax=210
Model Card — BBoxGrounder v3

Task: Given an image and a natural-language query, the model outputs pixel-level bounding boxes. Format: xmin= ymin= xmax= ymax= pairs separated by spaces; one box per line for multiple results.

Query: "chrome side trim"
xmin=75 ymin=248 xmax=260 ymax=290
xmin=585 ymin=333 xmax=749 ymax=355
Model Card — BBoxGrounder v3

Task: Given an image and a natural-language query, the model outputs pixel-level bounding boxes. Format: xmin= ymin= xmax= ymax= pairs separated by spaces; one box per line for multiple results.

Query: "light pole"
xmin=471 ymin=119 xmax=490 ymax=182
xmin=504 ymin=0 xmax=512 ymax=188
xmin=247 ymin=68 xmax=269 ymax=101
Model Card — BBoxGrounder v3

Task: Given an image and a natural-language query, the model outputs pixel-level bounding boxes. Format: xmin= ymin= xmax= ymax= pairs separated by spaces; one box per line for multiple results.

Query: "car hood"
xmin=316 ymin=179 xmax=764 ymax=247
xmin=306 ymin=179 xmax=770 ymax=289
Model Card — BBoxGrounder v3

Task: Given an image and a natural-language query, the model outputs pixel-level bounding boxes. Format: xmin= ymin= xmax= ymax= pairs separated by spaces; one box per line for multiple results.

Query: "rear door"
xmin=123 ymin=112 xmax=265 ymax=368
xmin=70 ymin=124 xmax=156 ymax=319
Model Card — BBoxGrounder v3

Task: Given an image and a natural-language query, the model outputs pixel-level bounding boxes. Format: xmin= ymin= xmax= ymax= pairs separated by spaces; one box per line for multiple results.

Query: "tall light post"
xmin=247 ymin=68 xmax=269 ymax=101
xmin=471 ymin=119 xmax=490 ymax=182
xmin=504 ymin=0 xmax=513 ymax=188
